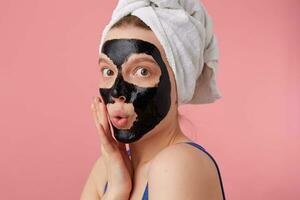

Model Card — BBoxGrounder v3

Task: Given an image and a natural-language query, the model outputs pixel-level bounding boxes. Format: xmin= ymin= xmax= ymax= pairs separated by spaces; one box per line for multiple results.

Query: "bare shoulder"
xmin=148 ymin=142 xmax=224 ymax=200
xmin=149 ymin=142 xmax=219 ymax=176
xmin=80 ymin=155 xmax=107 ymax=200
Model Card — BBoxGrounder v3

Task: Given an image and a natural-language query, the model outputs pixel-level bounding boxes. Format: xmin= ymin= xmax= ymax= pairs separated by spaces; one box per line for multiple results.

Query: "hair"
xmin=111 ymin=15 xmax=152 ymax=30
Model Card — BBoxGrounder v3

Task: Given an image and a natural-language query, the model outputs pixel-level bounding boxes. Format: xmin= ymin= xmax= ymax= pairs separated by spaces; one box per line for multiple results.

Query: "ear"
xmin=165 ymin=61 xmax=178 ymax=106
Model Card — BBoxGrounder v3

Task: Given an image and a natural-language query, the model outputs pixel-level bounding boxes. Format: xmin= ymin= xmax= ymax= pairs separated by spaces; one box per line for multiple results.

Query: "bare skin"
xmin=80 ymin=25 xmax=224 ymax=200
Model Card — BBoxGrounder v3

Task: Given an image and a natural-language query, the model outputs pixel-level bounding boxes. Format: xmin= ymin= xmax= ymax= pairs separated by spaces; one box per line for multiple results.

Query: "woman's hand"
xmin=91 ymin=96 xmax=133 ymax=199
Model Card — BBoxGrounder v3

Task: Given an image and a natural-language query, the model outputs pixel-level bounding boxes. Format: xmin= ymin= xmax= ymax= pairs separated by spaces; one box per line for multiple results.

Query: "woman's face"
xmin=98 ymin=25 xmax=177 ymax=143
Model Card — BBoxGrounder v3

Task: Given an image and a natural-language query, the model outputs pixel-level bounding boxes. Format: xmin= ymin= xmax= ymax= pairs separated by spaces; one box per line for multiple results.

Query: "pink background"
xmin=0 ymin=0 xmax=299 ymax=199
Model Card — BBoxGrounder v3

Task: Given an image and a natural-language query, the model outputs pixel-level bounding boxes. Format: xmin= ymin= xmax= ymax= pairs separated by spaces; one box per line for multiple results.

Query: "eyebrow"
xmin=127 ymin=56 xmax=157 ymax=65
xmin=98 ymin=55 xmax=158 ymax=66
xmin=98 ymin=57 xmax=109 ymax=65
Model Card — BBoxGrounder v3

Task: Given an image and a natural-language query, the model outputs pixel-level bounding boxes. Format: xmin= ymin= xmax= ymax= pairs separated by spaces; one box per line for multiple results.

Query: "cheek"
xmin=125 ymin=76 xmax=160 ymax=88
xmin=99 ymin=75 xmax=117 ymax=88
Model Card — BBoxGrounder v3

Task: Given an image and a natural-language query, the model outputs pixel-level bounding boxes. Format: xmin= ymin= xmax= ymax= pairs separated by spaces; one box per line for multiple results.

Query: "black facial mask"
xmin=99 ymin=39 xmax=171 ymax=143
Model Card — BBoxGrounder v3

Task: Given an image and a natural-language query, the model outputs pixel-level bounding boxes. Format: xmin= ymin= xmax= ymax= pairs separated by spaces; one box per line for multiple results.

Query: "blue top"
xmin=102 ymin=141 xmax=226 ymax=200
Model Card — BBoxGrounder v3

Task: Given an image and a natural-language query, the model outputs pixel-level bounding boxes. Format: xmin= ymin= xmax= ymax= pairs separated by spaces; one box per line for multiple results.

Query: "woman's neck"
xmin=128 ymin=119 xmax=190 ymax=171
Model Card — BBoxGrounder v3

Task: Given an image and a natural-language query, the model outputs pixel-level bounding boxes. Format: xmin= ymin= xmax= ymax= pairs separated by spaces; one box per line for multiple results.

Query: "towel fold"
xmin=98 ymin=0 xmax=222 ymax=105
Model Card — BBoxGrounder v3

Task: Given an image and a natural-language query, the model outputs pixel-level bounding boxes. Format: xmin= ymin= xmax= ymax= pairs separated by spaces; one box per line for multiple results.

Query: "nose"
xmin=110 ymin=75 xmax=129 ymax=103
xmin=111 ymin=95 xmax=126 ymax=102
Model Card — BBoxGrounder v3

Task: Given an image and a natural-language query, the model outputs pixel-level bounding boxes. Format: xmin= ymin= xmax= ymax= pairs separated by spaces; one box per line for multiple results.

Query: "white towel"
xmin=98 ymin=0 xmax=222 ymax=105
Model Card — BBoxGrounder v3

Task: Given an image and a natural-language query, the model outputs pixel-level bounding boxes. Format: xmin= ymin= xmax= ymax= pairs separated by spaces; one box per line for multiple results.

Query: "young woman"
xmin=81 ymin=1 xmax=225 ymax=200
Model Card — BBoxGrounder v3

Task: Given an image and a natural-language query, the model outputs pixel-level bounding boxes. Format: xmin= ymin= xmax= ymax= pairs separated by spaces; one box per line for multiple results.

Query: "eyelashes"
xmin=133 ymin=66 xmax=151 ymax=78
xmin=102 ymin=67 xmax=115 ymax=77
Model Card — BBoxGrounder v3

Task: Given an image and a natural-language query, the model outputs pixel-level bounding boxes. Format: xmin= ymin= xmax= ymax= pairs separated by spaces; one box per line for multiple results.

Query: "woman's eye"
xmin=102 ymin=68 xmax=114 ymax=77
xmin=135 ymin=67 xmax=150 ymax=77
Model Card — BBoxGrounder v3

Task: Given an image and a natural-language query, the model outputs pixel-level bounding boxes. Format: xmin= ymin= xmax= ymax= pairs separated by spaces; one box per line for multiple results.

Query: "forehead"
xmin=101 ymin=39 xmax=162 ymax=65
xmin=102 ymin=26 xmax=167 ymax=59
xmin=99 ymin=52 xmax=157 ymax=66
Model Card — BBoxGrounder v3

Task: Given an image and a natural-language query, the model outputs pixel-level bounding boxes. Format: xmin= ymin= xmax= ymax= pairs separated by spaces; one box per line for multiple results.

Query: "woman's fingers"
xmin=91 ymin=98 xmax=115 ymax=154
xmin=97 ymin=124 xmax=115 ymax=154
xmin=94 ymin=96 xmax=114 ymax=141
xmin=94 ymin=97 xmax=128 ymax=156
xmin=91 ymin=100 xmax=107 ymax=142
xmin=91 ymin=102 xmax=102 ymax=134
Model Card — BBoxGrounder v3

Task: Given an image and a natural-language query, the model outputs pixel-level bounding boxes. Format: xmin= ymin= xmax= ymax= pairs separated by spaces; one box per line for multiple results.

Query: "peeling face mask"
xmin=99 ymin=39 xmax=171 ymax=143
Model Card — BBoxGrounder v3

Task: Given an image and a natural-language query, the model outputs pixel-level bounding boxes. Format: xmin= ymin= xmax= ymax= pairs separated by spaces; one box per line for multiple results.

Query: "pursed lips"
xmin=110 ymin=110 xmax=130 ymax=128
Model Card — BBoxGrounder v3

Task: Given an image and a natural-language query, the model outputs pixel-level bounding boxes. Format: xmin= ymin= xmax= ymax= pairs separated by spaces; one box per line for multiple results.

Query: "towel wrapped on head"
xmin=99 ymin=0 xmax=222 ymax=105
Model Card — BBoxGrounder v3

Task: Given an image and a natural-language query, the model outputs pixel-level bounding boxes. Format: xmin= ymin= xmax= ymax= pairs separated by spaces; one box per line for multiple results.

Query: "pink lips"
xmin=110 ymin=110 xmax=129 ymax=128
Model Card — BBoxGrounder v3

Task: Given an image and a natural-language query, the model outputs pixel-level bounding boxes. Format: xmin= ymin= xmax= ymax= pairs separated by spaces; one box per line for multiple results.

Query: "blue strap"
xmin=183 ymin=141 xmax=226 ymax=200
xmin=141 ymin=182 xmax=148 ymax=200
xmin=127 ymin=149 xmax=131 ymax=156
xmin=103 ymin=181 xmax=108 ymax=193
